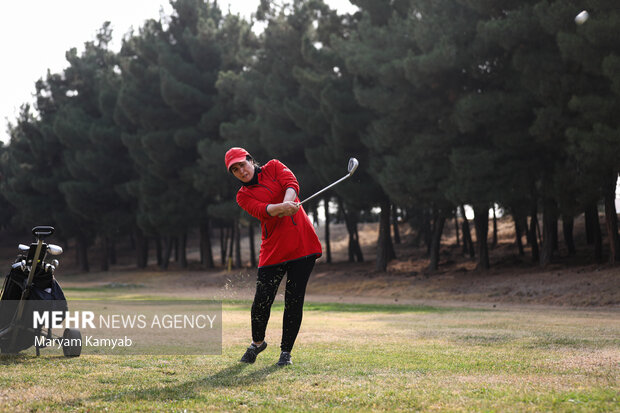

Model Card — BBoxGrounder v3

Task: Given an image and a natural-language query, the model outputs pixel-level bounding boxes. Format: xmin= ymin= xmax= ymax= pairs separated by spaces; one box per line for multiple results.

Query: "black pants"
xmin=251 ymin=256 xmax=316 ymax=352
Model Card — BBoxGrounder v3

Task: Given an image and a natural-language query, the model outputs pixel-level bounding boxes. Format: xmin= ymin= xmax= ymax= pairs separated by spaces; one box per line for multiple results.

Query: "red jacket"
xmin=236 ymin=159 xmax=322 ymax=268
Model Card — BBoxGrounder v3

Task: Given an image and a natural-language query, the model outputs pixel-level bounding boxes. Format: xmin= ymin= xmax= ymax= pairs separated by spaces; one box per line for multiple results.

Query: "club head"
xmin=347 ymin=157 xmax=359 ymax=176
xmin=47 ymin=244 xmax=63 ymax=256
xmin=18 ymin=244 xmax=29 ymax=252
xmin=52 ymin=259 xmax=59 ymax=268
xmin=11 ymin=260 xmax=27 ymax=272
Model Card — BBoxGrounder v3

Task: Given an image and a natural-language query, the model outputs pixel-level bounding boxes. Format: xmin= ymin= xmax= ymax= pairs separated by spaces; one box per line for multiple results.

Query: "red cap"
xmin=225 ymin=147 xmax=250 ymax=171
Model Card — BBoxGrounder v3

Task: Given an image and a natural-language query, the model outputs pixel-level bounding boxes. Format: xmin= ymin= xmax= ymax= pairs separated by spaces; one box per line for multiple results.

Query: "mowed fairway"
xmin=0 ymin=294 xmax=618 ymax=412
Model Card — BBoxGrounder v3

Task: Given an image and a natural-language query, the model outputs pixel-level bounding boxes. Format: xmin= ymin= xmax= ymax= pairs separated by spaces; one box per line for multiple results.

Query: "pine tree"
xmin=53 ymin=23 xmax=135 ymax=271
xmin=284 ymin=0 xmax=380 ymax=264
xmin=218 ymin=0 xmax=336 ymax=266
xmin=198 ymin=10 xmax=260 ymax=268
xmin=448 ymin=1 xmax=544 ymax=269
xmin=466 ymin=1 xmax=595 ymax=266
xmin=340 ymin=0 xmax=473 ymax=271
xmin=2 ymin=95 xmax=95 ymax=270
xmin=555 ymin=1 xmax=620 ymax=263
xmin=0 ymin=142 xmax=15 ymax=230
xmin=1 ymin=107 xmax=54 ymax=229
xmin=117 ymin=1 xmax=232 ymax=269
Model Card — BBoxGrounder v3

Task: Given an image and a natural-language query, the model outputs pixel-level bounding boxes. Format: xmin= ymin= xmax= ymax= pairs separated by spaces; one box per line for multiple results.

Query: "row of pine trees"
xmin=1 ymin=0 xmax=619 ymax=272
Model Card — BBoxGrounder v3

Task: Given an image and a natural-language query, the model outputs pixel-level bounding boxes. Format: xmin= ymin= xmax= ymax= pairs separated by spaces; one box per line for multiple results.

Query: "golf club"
xmin=299 ymin=157 xmax=359 ymax=205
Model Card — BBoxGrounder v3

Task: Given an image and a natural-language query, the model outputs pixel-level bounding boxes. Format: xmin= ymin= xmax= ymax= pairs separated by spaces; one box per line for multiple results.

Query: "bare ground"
xmin=16 ymin=215 xmax=615 ymax=309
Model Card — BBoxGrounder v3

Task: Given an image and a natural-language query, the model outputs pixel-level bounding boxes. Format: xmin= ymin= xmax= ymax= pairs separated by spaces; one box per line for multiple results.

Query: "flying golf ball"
xmin=575 ymin=10 xmax=589 ymax=25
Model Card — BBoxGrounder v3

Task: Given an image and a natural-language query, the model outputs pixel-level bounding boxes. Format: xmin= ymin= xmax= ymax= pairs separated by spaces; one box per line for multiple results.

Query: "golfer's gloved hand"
xmin=276 ymin=201 xmax=300 ymax=217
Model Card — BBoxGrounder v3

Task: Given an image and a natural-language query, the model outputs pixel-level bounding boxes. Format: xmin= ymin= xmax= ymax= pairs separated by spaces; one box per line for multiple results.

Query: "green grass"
xmin=1 ymin=298 xmax=618 ymax=412
xmin=229 ymin=300 xmax=467 ymax=313
xmin=62 ymin=283 xmax=146 ymax=292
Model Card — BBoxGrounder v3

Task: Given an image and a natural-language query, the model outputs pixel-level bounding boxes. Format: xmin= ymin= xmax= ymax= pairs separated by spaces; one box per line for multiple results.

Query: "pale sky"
xmin=0 ymin=0 xmax=357 ymax=144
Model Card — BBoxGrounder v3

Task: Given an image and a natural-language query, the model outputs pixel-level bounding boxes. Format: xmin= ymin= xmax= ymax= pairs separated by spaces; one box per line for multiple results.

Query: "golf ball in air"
xmin=575 ymin=10 xmax=589 ymax=25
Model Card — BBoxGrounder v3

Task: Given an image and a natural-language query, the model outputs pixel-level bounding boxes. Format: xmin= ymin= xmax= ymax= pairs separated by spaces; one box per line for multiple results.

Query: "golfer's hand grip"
xmin=269 ymin=201 xmax=300 ymax=217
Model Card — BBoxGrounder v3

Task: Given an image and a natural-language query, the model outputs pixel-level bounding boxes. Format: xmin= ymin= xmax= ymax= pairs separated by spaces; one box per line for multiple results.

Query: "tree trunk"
xmin=392 ymin=204 xmax=401 ymax=245
xmin=338 ymin=198 xmax=364 ymax=262
xmin=200 ymin=224 xmax=205 ymax=265
xmin=540 ymin=199 xmax=557 ymax=267
xmin=200 ymin=222 xmax=214 ymax=268
xmin=387 ymin=211 xmax=395 ymax=260
xmin=220 ymin=226 xmax=227 ymax=266
xmin=428 ymin=212 xmax=446 ymax=272
xmin=551 ymin=216 xmax=558 ymax=252
xmin=135 ymin=228 xmax=148 ymax=269
xmin=234 ymin=219 xmax=242 ymax=268
xmin=528 ymin=207 xmax=540 ymax=263
xmin=228 ymin=222 xmax=235 ymax=269
xmin=520 ymin=216 xmax=530 ymax=246
xmin=248 ymin=222 xmax=257 ymax=267
xmin=76 ymin=235 xmax=90 ymax=273
xmin=473 ymin=204 xmax=490 ymax=270
xmin=161 ymin=236 xmax=173 ymax=270
xmin=585 ymin=207 xmax=594 ymax=245
xmin=562 ymin=214 xmax=576 ymax=256
xmin=108 ymin=238 xmax=116 ymax=265
xmin=312 ymin=203 xmax=319 ymax=227
xmin=155 ymin=236 xmax=163 ymax=267
xmin=324 ymin=198 xmax=332 ymax=264
xmin=423 ymin=210 xmax=432 ymax=255
xmin=492 ymin=205 xmax=498 ymax=248
xmin=460 ymin=205 xmax=475 ymax=258
xmin=129 ymin=232 xmax=135 ymax=250
xmin=513 ymin=214 xmax=524 ymax=256
xmin=454 ymin=209 xmax=460 ymax=247
xmin=411 ymin=210 xmax=422 ymax=247
xmin=179 ymin=233 xmax=188 ymax=268
xmin=376 ymin=199 xmax=395 ymax=271
xmin=100 ymin=236 xmax=109 ymax=272
xmin=585 ymin=203 xmax=602 ymax=263
xmin=74 ymin=239 xmax=79 ymax=267
xmin=604 ymin=178 xmax=620 ymax=264
xmin=349 ymin=220 xmax=364 ymax=263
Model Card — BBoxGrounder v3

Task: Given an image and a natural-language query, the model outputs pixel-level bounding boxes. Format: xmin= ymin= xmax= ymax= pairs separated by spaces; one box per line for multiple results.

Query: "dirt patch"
xmin=304 ymin=216 xmax=620 ymax=308
xmin=306 ymin=260 xmax=619 ymax=308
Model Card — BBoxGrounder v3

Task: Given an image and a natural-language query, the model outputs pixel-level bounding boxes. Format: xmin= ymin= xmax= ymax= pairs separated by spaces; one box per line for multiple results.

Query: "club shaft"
xmin=10 ymin=238 xmax=44 ymax=349
xmin=300 ymin=174 xmax=350 ymax=205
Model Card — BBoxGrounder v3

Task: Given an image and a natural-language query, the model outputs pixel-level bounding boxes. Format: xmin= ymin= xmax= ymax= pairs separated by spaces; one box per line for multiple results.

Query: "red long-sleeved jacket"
xmin=236 ymin=159 xmax=322 ymax=268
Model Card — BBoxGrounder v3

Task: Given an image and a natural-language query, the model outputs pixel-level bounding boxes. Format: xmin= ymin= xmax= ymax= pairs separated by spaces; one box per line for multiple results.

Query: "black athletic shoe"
xmin=277 ymin=351 xmax=292 ymax=366
xmin=240 ymin=342 xmax=267 ymax=363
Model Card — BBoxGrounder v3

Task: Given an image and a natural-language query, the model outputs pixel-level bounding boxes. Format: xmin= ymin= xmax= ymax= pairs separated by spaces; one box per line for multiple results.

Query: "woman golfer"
xmin=225 ymin=147 xmax=322 ymax=366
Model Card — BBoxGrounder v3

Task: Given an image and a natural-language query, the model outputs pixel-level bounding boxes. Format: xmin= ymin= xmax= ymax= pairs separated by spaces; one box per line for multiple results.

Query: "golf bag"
xmin=0 ymin=226 xmax=78 ymax=356
xmin=0 ymin=267 xmax=67 ymax=353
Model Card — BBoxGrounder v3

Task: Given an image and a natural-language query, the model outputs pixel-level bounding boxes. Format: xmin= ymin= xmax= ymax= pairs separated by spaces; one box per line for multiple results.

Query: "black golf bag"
xmin=0 ymin=266 xmax=67 ymax=353
xmin=0 ymin=226 xmax=79 ymax=356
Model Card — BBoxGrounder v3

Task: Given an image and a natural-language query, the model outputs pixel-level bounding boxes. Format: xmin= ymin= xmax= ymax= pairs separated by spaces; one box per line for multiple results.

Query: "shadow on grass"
xmin=0 ymin=354 xmax=31 ymax=365
xmin=0 ymin=354 xmax=70 ymax=365
xmin=204 ymin=362 xmax=281 ymax=387
xmin=73 ymin=362 xmax=282 ymax=405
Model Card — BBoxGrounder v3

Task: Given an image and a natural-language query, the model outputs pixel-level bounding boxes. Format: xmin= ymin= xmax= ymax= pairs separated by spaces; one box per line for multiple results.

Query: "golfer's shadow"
xmin=86 ymin=362 xmax=281 ymax=403
xmin=205 ymin=362 xmax=280 ymax=386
